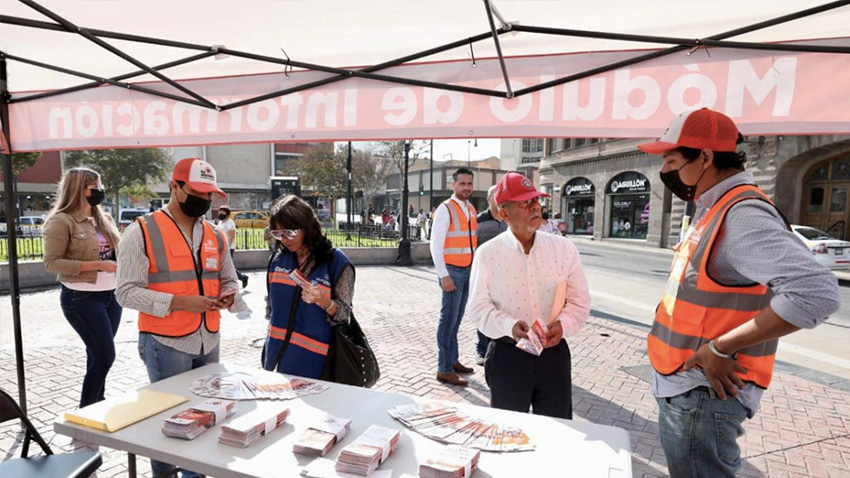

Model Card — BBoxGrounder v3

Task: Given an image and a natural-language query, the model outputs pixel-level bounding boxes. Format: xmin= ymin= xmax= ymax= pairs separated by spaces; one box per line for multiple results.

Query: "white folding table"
xmin=54 ymin=363 xmax=631 ymax=478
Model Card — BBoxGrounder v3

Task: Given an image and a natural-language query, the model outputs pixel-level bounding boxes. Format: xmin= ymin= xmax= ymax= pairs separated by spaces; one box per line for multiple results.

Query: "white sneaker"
xmin=475 ymin=355 xmax=485 ymax=366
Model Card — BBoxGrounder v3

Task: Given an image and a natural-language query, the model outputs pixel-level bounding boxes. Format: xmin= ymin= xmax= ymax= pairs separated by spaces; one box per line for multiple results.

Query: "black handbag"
xmin=320 ymin=255 xmax=380 ymax=388
xmin=321 ymin=312 xmax=380 ymax=388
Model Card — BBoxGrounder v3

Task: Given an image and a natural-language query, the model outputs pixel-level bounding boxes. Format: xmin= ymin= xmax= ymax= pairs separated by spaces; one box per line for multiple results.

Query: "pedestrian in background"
xmin=217 ymin=205 xmax=249 ymax=288
xmin=640 ymin=108 xmax=840 ymax=477
xmin=473 ymin=184 xmax=507 ymax=365
xmin=538 ymin=212 xmax=558 ymax=234
xmin=43 ymin=167 xmax=122 ymax=408
xmin=429 ymin=167 xmax=478 ymax=386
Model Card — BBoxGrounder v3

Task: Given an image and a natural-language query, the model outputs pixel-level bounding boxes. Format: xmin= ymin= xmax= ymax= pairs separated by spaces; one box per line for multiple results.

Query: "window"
xmin=809 ymin=187 xmax=824 ymax=213
xmin=522 ymin=139 xmax=544 ymax=153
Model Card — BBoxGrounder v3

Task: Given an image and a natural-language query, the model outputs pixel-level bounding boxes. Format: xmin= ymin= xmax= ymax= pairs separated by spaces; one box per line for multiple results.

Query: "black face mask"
xmin=218 ymin=213 xmax=228 ymax=220
xmin=86 ymin=188 xmax=106 ymax=207
xmin=178 ymin=187 xmax=212 ymax=218
xmin=660 ymin=160 xmax=707 ymax=202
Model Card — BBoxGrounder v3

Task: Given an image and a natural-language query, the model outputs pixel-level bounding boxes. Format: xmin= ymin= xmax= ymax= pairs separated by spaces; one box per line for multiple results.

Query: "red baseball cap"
xmin=638 ymin=108 xmax=740 ymax=155
xmin=494 ymin=172 xmax=550 ymax=206
xmin=172 ymin=158 xmax=226 ymax=197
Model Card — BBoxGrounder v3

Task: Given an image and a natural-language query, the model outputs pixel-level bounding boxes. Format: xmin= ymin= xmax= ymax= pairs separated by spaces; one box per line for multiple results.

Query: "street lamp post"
xmin=346 ymin=141 xmax=352 ymax=240
xmin=429 ymin=139 xmax=434 ymax=213
xmin=397 ymin=141 xmax=413 ymax=266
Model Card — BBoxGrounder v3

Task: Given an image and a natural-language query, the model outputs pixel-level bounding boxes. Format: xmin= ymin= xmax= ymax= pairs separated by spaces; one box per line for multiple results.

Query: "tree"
xmin=64 ymin=148 xmax=172 ymax=220
xmin=376 ymin=140 xmax=430 ymax=175
xmin=11 ymin=152 xmax=42 ymax=176
xmin=286 ymin=143 xmax=348 ymax=225
xmin=352 ymin=149 xmax=392 ymax=211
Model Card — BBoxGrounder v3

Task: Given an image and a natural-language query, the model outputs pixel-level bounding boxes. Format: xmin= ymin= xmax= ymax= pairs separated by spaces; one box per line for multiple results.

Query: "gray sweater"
xmin=476 ymin=209 xmax=507 ymax=246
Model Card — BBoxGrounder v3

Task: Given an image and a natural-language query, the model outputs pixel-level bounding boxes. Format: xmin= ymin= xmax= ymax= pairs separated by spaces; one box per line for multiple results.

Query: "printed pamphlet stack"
xmin=293 ymin=414 xmax=353 ymax=456
xmin=336 ymin=425 xmax=401 ymax=476
xmin=161 ymin=399 xmax=236 ymax=440
xmin=419 ymin=445 xmax=481 ymax=478
xmin=190 ymin=371 xmax=329 ymax=400
xmin=515 ymin=319 xmax=549 ymax=356
xmin=387 ymin=404 xmax=534 ymax=452
xmin=219 ymin=404 xmax=290 ymax=448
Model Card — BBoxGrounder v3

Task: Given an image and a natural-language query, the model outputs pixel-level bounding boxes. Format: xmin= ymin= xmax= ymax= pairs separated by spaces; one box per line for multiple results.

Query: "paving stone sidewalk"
xmin=2 ymin=265 xmax=849 ymax=477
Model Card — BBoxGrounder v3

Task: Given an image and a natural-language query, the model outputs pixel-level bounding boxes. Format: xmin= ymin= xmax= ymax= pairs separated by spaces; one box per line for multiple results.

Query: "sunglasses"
xmin=512 ymin=197 xmax=541 ymax=209
xmin=269 ymin=229 xmax=301 ymax=241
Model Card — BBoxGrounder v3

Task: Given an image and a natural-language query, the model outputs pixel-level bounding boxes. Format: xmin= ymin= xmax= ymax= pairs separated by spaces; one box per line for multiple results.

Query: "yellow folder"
xmin=64 ymin=389 xmax=188 ymax=433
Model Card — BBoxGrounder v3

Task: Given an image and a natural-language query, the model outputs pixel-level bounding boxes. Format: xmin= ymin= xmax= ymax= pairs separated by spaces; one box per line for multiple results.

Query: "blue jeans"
xmin=138 ymin=333 xmax=219 ymax=478
xmin=437 ymin=265 xmax=470 ymax=373
xmin=59 ymin=286 xmax=122 ymax=408
xmin=657 ymin=387 xmax=749 ymax=478
xmin=476 ymin=331 xmax=489 ymax=357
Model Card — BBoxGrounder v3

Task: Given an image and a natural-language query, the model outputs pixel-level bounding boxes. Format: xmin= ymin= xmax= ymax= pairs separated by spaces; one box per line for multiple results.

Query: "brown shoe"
xmin=436 ymin=372 xmax=468 ymax=387
xmin=453 ymin=362 xmax=474 ymax=374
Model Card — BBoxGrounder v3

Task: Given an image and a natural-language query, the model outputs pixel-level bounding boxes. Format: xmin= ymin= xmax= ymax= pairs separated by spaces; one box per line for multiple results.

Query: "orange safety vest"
xmin=137 ymin=210 xmax=226 ymax=337
xmin=441 ymin=199 xmax=478 ymax=268
xmin=648 ymin=184 xmax=781 ymax=389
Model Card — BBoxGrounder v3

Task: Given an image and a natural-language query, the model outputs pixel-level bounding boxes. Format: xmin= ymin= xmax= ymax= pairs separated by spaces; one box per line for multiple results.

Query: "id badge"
xmin=205 ymin=257 xmax=219 ymax=270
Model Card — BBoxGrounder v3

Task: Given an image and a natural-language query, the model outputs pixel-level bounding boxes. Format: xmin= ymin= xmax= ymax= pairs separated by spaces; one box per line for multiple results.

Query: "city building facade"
xmin=539 ymin=135 xmax=850 ymax=248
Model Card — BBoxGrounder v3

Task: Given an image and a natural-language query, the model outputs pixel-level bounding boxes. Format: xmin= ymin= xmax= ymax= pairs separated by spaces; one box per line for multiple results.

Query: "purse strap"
xmin=267 ymin=249 xmax=302 ymax=371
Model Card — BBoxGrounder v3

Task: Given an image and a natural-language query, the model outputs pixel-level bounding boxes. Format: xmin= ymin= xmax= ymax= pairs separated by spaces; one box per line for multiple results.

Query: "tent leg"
xmin=483 ymin=0 xmax=512 ymax=98
xmin=0 ymin=55 xmax=28 ymax=414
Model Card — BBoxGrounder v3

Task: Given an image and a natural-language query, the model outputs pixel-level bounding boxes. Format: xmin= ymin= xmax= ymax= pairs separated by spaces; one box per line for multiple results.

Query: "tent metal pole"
xmin=20 ymin=0 xmax=216 ymax=109
xmin=514 ymin=0 xmax=850 ymax=97
xmin=11 ymin=52 xmax=217 ymax=104
xmin=2 ymin=11 xmax=510 ymax=104
xmin=483 ymin=0 xmax=513 ymax=98
xmin=221 ymin=31 xmax=507 ymax=110
xmin=0 ymin=54 xmax=28 ymax=414
xmin=214 ymin=48 xmax=508 ymax=102
xmin=0 ymin=15 xmax=214 ymax=51
xmin=510 ymin=25 xmax=850 ymax=54
xmin=3 ymin=53 xmax=214 ymax=109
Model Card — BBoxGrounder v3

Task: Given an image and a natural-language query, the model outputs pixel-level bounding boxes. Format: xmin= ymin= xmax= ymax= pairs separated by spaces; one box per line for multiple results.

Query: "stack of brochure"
xmin=387 ymin=404 xmax=534 ymax=452
xmin=190 ymin=371 xmax=329 ymax=400
xmin=515 ymin=319 xmax=549 ymax=356
xmin=161 ymin=399 xmax=236 ymax=440
xmin=419 ymin=445 xmax=481 ymax=478
xmin=336 ymin=425 xmax=401 ymax=476
xmin=293 ymin=414 xmax=352 ymax=456
xmin=219 ymin=405 xmax=290 ymax=448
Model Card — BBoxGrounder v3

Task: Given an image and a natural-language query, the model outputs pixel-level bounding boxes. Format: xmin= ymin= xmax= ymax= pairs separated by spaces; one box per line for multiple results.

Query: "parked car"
xmin=118 ymin=208 xmax=149 ymax=231
xmin=0 ymin=215 xmax=45 ymax=237
xmin=791 ymin=225 xmax=850 ymax=270
xmin=231 ymin=210 xmax=269 ymax=229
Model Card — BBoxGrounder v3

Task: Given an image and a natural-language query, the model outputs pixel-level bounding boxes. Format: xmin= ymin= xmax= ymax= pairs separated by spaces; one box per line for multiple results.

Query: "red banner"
xmin=8 ymin=39 xmax=850 ymax=151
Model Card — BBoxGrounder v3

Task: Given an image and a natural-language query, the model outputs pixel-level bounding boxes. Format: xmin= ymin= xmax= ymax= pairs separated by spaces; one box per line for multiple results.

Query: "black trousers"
xmin=230 ymin=249 xmax=248 ymax=282
xmin=484 ymin=339 xmax=572 ymax=419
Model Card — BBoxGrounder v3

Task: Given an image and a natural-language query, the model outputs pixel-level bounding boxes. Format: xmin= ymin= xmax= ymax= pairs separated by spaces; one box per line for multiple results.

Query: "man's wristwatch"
xmin=708 ymin=340 xmax=737 ymax=360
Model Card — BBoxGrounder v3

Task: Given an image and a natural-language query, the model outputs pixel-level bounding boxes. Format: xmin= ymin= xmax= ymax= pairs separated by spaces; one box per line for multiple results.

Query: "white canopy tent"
xmin=2 ymin=0 xmax=849 ymax=408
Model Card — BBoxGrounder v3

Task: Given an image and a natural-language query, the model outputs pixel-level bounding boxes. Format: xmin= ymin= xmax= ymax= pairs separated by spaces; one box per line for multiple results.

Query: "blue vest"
xmin=262 ymin=248 xmax=350 ymax=379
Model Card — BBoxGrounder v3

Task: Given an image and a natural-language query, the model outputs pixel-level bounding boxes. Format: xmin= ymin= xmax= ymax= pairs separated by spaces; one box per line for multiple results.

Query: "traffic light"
xmin=419 ymin=183 xmax=425 ymax=196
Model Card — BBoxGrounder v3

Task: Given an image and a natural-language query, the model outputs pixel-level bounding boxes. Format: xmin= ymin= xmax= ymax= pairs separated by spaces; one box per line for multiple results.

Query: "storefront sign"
xmin=563 ymin=178 xmax=595 ymax=196
xmin=608 ymin=172 xmax=650 ymax=194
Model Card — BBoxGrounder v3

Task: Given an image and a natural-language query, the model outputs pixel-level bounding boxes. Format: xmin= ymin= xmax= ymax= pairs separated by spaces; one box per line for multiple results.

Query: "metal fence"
xmin=1 ymin=225 xmax=423 ymax=262
xmin=0 ymin=233 xmax=45 ymax=262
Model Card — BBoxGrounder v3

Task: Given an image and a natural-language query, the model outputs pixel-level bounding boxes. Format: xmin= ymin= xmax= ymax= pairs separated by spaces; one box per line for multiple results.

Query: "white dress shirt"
xmin=468 ymin=228 xmax=591 ymax=341
xmin=429 ymin=195 xmax=472 ymax=278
